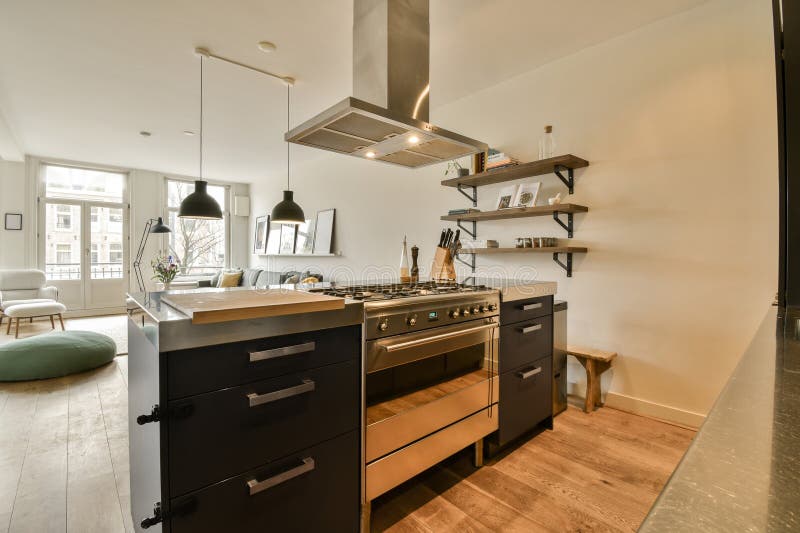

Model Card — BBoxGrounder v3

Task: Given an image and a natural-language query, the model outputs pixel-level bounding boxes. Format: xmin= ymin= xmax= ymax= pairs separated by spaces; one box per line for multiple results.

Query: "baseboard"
xmin=62 ymin=307 xmax=126 ymax=319
xmin=566 ymin=381 xmax=705 ymax=429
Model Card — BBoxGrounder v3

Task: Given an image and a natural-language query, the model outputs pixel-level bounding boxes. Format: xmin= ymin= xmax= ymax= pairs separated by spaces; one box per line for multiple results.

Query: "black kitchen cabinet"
xmin=128 ymin=321 xmax=361 ymax=532
xmin=492 ymin=295 xmax=555 ymax=450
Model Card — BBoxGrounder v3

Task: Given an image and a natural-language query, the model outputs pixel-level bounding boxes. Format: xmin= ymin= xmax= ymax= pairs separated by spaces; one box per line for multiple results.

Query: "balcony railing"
xmin=46 ymin=262 xmax=124 ymax=280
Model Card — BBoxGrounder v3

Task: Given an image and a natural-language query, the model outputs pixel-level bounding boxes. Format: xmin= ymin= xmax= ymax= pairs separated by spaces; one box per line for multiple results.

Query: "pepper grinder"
xmin=410 ymin=245 xmax=419 ymax=283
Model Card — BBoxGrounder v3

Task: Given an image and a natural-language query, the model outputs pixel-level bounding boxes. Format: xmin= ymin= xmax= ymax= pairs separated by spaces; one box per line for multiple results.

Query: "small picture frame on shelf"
xmin=313 ymin=209 xmax=335 ymax=254
xmin=279 ymin=224 xmax=297 ymax=254
xmin=513 ymin=182 xmax=541 ymax=208
xmin=265 ymin=221 xmax=281 ymax=254
xmin=295 ymin=219 xmax=315 ymax=255
xmin=4 ymin=213 xmax=22 ymax=231
xmin=496 ymin=184 xmax=519 ymax=210
xmin=253 ymin=215 xmax=268 ymax=254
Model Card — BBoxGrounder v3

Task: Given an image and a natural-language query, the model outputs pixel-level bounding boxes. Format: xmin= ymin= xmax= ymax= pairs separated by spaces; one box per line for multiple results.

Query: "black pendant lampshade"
xmin=178 ymin=180 xmax=223 ymax=220
xmin=271 ymin=190 xmax=305 ymax=224
xmin=150 ymin=217 xmax=171 ymax=233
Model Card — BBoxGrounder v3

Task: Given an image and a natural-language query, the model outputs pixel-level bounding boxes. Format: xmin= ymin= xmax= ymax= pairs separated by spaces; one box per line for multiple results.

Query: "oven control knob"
xmin=407 ymin=314 xmax=417 ymax=326
xmin=488 ymin=303 xmax=498 ymax=311
xmin=450 ymin=309 xmax=460 ymax=319
xmin=471 ymin=306 xmax=480 ymax=314
xmin=378 ymin=318 xmax=390 ymax=332
xmin=461 ymin=308 xmax=470 ymax=316
xmin=480 ymin=305 xmax=488 ymax=313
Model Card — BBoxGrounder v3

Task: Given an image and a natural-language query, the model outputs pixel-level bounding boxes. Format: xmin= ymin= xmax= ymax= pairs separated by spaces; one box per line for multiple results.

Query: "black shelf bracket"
xmin=553 ymin=252 xmax=573 ymax=277
xmin=457 ymin=184 xmax=478 ymax=206
xmin=552 ymin=211 xmax=574 ymax=238
xmin=457 ymin=220 xmax=477 ymax=239
xmin=455 ymin=250 xmax=476 ymax=271
xmin=553 ymin=165 xmax=574 ymax=194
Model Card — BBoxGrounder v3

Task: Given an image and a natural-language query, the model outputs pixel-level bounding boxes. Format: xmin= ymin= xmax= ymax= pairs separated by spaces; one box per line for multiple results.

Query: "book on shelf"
xmin=447 ymin=208 xmax=481 ymax=215
xmin=460 ymin=239 xmax=499 ymax=249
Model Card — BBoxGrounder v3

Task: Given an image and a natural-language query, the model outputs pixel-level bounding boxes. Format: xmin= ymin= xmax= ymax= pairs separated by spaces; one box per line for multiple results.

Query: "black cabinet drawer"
xmin=167 ymin=325 xmax=360 ymax=399
xmin=168 ymin=359 xmax=359 ymax=496
xmin=500 ymin=295 xmax=553 ymax=325
xmin=169 ymin=430 xmax=359 ymax=533
xmin=499 ymin=315 xmax=552 ymax=373
xmin=497 ymin=357 xmax=552 ymax=446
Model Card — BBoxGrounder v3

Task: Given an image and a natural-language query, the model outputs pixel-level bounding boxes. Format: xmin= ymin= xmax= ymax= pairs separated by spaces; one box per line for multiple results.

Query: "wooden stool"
xmin=567 ymin=345 xmax=617 ymax=413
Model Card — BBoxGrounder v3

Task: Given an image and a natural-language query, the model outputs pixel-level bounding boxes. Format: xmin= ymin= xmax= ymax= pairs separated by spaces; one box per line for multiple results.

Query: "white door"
xmin=39 ymin=164 xmax=128 ymax=313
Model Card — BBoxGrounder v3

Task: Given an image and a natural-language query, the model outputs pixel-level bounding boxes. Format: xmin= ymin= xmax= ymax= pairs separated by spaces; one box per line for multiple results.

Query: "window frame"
xmin=163 ymin=177 xmax=231 ymax=276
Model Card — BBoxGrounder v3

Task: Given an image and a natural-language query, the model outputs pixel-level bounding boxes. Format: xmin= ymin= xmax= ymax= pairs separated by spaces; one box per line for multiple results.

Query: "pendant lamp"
xmin=271 ymin=84 xmax=305 ymax=224
xmin=179 ymin=50 xmax=223 ymax=220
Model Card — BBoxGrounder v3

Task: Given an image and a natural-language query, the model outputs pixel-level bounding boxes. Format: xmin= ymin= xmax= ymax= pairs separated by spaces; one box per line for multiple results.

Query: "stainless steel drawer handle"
xmin=521 ymin=302 xmax=543 ymax=311
xmin=517 ymin=367 xmax=543 ymax=380
xmin=247 ymin=457 xmax=315 ymax=496
xmin=247 ymin=379 xmax=315 ymax=408
xmin=249 ymin=341 xmax=316 ymax=363
xmin=519 ymin=324 xmax=543 ymax=334
xmin=383 ymin=322 xmax=498 ymax=353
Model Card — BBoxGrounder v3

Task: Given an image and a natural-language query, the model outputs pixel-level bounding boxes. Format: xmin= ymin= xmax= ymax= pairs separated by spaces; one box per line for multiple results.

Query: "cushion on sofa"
xmin=255 ymin=270 xmax=282 ymax=288
xmin=218 ymin=272 xmax=243 ymax=288
xmin=241 ymin=268 xmax=263 ymax=288
xmin=0 ymin=331 xmax=116 ymax=381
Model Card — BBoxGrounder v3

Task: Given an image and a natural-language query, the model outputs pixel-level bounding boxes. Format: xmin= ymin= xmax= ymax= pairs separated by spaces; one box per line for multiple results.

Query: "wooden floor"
xmin=0 ymin=358 xmax=694 ymax=533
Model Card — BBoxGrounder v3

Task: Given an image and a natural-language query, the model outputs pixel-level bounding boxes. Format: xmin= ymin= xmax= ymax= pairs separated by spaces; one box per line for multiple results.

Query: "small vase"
xmin=162 ymin=282 xmax=171 ymax=291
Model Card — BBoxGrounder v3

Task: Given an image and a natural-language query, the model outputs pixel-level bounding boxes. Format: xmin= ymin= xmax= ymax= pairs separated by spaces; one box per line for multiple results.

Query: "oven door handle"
xmin=383 ymin=322 xmax=498 ymax=353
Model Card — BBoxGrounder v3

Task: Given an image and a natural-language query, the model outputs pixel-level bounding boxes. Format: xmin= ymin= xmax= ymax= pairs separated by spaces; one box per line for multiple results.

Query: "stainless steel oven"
xmin=362 ymin=291 xmax=501 ymax=502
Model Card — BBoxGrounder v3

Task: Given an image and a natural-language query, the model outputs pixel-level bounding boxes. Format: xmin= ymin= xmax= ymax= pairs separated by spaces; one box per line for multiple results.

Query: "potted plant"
xmin=445 ymin=160 xmax=470 ymax=178
xmin=151 ymin=253 xmax=179 ymax=290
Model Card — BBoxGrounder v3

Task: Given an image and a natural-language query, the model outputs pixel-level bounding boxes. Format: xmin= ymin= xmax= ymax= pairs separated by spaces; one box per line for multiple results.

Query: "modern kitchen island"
xmin=127 ymin=278 xmax=559 ymax=533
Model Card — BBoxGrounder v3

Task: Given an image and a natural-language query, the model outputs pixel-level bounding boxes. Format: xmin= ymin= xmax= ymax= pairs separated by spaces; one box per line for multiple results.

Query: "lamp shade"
xmin=178 ymin=180 xmax=223 ymax=220
xmin=270 ymin=190 xmax=305 ymax=224
xmin=150 ymin=217 xmax=172 ymax=233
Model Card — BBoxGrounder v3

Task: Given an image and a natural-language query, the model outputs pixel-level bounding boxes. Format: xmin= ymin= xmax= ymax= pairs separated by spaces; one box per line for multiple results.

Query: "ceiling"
xmin=0 ymin=0 xmax=708 ymax=182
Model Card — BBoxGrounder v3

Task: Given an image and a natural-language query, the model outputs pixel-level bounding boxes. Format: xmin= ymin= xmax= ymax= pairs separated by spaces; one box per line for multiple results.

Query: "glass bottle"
xmin=538 ymin=125 xmax=555 ymax=160
xmin=399 ymin=235 xmax=410 ymax=283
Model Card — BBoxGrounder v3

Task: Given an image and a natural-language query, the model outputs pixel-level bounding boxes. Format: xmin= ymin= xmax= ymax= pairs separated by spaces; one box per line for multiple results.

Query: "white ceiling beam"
xmin=0 ymin=108 xmax=23 ymax=162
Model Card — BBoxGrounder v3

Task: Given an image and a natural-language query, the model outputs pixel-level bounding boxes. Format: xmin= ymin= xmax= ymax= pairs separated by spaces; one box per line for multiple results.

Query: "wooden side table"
xmin=567 ymin=345 xmax=617 ymax=413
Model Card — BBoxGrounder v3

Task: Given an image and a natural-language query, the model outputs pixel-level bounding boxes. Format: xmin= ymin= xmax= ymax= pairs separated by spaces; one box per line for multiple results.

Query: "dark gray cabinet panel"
xmin=497 ymin=357 xmax=552 ymax=446
xmin=499 ymin=315 xmax=553 ymax=373
xmin=168 ymin=358 xmax=359 ymax=496
xmin=169 ymin=430 xmax=359 ymax=533
xmin=167 ymin=325 xmax=360 ymax=399
xmin=500 ymin=295 xmax=553 ymax=325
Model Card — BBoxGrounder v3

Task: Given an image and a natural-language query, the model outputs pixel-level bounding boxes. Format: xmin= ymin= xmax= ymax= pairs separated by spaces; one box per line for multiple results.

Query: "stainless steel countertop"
xmin=641 ymin=305 xmax=800 ymax=531
xmin=126 ymin=287 xmax=364 ymax=352
xmin=462 ymin=277 xmax=557 ymax=302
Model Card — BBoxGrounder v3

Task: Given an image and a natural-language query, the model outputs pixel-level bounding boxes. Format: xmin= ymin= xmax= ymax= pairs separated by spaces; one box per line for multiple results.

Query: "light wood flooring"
xmin=0 ymin=357 xmax=694 ymax=533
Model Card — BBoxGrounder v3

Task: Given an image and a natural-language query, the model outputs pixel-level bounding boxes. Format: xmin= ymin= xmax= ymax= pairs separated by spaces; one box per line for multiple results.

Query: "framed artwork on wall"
xmin=265 ymin=221 xmax=281 ymax=255
xmin=313 ymin=209 xmax=335 ymax=254
xmin=4 ymin=213 xmax=22 ymax=230
xmin=279 ymin=224 xmax=297 ymax=254
xmin=496 ymin=184 xmax=519 ymax=210
xmin=295 ymin=219 xmax=315 ymax=254
xmin=253 ymin=215 xmax=268 ymax=254
xmin=513 ymin=182 xmax=541 ymax=208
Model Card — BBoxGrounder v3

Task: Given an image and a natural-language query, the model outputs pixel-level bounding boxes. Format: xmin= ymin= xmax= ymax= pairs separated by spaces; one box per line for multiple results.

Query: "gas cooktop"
xmin=309 ymin=281 xmax=492 ymax=302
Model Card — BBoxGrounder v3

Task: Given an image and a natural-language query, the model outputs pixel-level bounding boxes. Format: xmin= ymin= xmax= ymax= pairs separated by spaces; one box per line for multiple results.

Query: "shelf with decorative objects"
xmin=442 ymin=153 xmax=590 ymax=277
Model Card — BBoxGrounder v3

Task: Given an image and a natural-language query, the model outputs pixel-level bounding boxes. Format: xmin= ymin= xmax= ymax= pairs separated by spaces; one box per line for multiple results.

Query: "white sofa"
xmin=0 ymin=270 xmax=59 ymax=327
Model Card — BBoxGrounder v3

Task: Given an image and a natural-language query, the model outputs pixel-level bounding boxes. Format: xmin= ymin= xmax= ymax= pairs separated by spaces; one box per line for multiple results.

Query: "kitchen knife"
xmin=444 ymin=229 xmax=453 ymax=248
xmin=451 ymin=229 xmax=460 ymax=255
xmin=438 ymin=229 xmax=447 ymax=247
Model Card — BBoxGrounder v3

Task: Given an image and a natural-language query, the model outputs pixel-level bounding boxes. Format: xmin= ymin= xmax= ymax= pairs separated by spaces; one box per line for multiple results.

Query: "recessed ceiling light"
xmin=139 ymin=131 xmax=151 ymax=137
xmin=408 ymin=135 xmax=420 ymax=144
xmin=258 ymin=41 xmax=277 ymax=53
xmin=183 ymin=130 xmax=195 ymax=136
xmin=365 ymin=151 xmax=376 ymax=158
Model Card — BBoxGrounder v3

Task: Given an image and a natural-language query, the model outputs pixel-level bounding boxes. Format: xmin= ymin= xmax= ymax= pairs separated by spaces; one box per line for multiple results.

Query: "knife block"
xmin=431 ymin=246 xmax=457 ymax=282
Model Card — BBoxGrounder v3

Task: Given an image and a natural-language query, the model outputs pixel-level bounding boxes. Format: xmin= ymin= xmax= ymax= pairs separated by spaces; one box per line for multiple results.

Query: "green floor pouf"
xmin=0 ymin=330 xmax=116 ymax=381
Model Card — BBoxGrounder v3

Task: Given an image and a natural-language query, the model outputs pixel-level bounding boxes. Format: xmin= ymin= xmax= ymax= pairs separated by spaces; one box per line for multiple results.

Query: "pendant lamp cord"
xmin=286 ymin=83 xmax=290 ymax=191
xmin=199 ymin=54 xmax=204 ymax=180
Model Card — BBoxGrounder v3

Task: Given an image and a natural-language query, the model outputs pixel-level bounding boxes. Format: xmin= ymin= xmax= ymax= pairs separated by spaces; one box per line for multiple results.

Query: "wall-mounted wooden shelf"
xmin=458 ymin=246 xmax=587 ymax=277
xmin=441 ymin=154 xmax=589 ymax=193
xmin=441 ymin=204 xmax=587 ymax=222
xmin=257 ymin=253 xmax=339 ymax=258
xmin=459 ymin=246 xmax=587 ymax=254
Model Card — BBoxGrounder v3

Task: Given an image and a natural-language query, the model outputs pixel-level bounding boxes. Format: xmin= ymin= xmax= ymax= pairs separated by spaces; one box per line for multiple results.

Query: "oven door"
xmin=366 ymin=317 xmax=499 ymax=374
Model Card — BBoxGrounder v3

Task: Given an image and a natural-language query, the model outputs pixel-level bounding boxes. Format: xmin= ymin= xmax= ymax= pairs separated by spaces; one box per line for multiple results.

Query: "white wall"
xmin=249 ymin=0 xmax=778 ymax=425
xmin=0 ymin=159 xmax=30 ymax=267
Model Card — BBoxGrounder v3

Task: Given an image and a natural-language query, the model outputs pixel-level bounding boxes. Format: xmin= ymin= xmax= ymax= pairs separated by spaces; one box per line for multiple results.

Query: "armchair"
xmin=0 ymin=270 xmax=59 ymax=326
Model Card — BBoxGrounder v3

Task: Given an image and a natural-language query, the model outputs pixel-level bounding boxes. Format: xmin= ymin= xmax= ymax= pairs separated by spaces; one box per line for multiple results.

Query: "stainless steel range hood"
xmin=285 ymin=0 xmax=487 ymax=168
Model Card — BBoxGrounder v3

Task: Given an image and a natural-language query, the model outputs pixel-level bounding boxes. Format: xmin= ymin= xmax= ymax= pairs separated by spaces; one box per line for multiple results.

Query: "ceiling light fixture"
xmin=408 ymin=135 xmax=420 ymax=144
xmin=271 ymin=84 xmax=305 ymax=225
xmin=183 ymin=130 xmax=195 ymax=136
xmin=178 ymin=49 xmax=223 ymax=220
xmin=258 ymin=41 xmax=277 ymax=53
xmin=365 ymin=151 xmax=376 ymax=159
xmin=139 ymin=131 xmax=151 ymax=137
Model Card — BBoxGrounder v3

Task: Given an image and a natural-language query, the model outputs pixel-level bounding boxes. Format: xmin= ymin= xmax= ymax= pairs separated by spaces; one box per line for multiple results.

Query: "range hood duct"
xmin=285 ymin=0 xmax=487 ymax=168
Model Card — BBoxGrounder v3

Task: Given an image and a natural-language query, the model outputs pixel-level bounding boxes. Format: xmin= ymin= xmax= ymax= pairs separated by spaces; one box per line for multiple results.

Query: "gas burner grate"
xmin=310 ymin=281 xmax=490 ymax=301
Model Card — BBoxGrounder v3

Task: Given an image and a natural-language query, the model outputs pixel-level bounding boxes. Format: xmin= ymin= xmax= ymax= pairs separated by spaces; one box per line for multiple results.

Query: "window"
xmin=90 ymin=243 xmax=98 ymax=264
xmin=109 ymin=243 xmax=123 ymax=263
xmin=44 ymin=164 xmax=124 ymax=203
xmin=166 ymin=179 xmax=228 ymax=275
xmin=56 ymin=244 xmax=72 ymax=264
xmin=56 ymin=204 xmax=72 ymax=229
xmin=109 ymin=211 xmax=122 ymax=223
